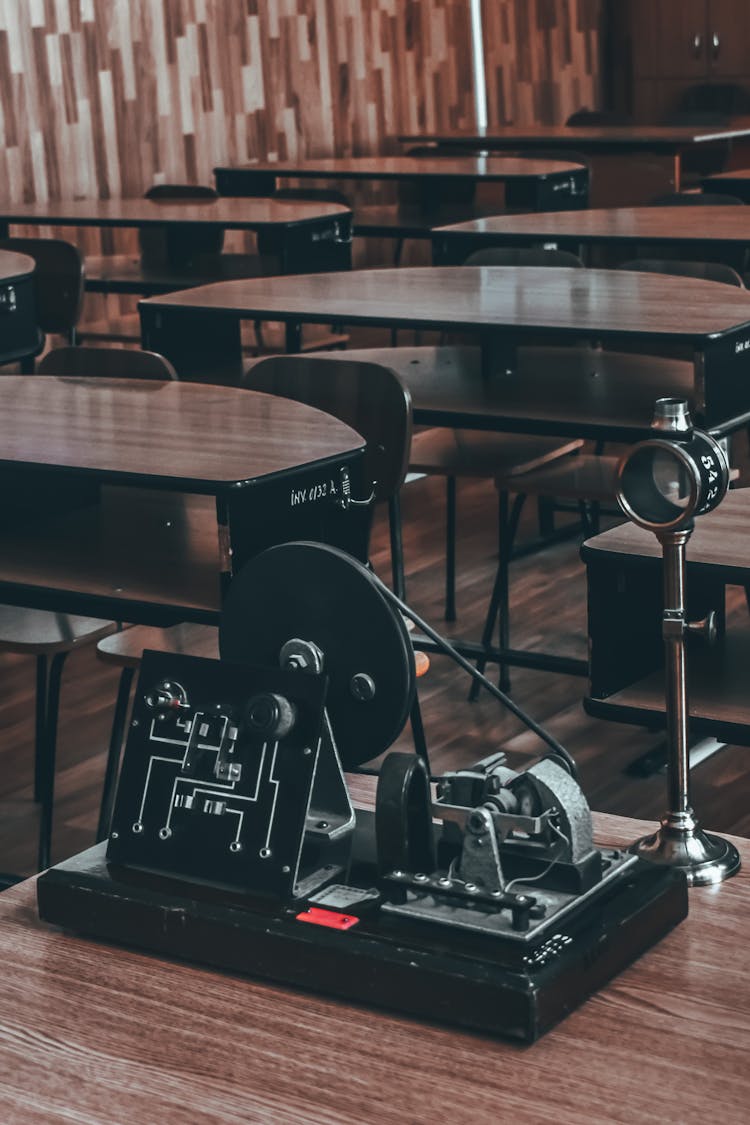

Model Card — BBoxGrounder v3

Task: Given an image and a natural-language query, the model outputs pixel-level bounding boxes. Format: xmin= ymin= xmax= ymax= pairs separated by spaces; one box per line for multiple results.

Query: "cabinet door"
xmin=624 ymin=0 xmax=708 ymax=79
xmin=707 ymin=0 xmax=750 ymax=78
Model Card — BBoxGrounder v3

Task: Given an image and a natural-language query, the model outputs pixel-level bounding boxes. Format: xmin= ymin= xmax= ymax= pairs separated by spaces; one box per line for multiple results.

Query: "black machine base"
xmin=37 ymin=816 xmax=688 ymax=1044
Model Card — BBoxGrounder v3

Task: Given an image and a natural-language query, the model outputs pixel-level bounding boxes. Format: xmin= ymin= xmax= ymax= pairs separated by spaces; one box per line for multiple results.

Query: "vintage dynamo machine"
xmin=38 ymin=524 xmax=692 ymax=1044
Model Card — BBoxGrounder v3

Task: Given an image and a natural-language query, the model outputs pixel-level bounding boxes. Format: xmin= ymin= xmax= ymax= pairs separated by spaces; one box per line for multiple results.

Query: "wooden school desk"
xmin=139 ymin=266 xmax=750 ymax=437
xmin=433 ymin=204 xmax=750 ymax=270
xmin=397 ymin=122 xmax=750 ymax=206
xmin=0 ymin=377 xmax=367 ymax=627
xmin=0 ymin=196 xmax=354 ymax=284
xmin=0 ymin=812 xmax=747 ymax=1124
xmin=214 ymin=155 xmax=590 ymax=239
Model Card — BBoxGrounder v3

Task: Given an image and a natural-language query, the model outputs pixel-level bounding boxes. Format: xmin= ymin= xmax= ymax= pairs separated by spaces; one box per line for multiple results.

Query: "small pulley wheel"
xmin=219 ymin=542 xmax=416 ymax=767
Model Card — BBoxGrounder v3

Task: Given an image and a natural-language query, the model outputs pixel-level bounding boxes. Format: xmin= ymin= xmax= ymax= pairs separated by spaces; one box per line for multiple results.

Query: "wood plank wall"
xmin=0 ymin=0 xmax=474 ymax=207
xmin=482 ymin=0 xmax=601 ymax=127
xmin=0 ymin=0 xmax=602 ymax=210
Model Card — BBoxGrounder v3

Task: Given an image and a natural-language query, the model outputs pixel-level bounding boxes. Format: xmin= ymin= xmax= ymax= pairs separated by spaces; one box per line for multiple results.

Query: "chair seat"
xmin=409 ymin=428 xmax=583 ymax=479
xmin=97 ymin=621 xmax=218 ymax=668
xmin=0 ymin=608 xmax=116 ymax=655
xmin=503 ymin=453 xmax=620 ymax=501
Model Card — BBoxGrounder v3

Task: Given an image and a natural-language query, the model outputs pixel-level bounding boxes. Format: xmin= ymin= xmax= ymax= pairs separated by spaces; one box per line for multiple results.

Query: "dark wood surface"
xmin=215 ymin=155 xmax=586 ymax=181
xmin=140 ymin=266 xmax=750 ymax=344
xmin=0 ymin=196 xmax=350 ymax=230
xmin=399 ymin=123 xmax=750 ymax=147
xmin=0 ymin=812 xmax=748 ymax=1123
xmin=582 ymin=487 xmax=750 ymax=574
xmin=342 ymin=345 xmax=695 ymax=440
xmin=436 ymin=205 xmax=750 ymax=248
xmin=0 ymin=377 xmax=363 ymax=491
xmin=0 ymin=250 xmax=35 ymax=280
xmin=0 ymin=490 xmax=221 ymax=623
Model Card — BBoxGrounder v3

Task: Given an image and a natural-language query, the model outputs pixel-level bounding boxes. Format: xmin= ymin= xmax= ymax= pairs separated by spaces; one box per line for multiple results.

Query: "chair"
xmin=0 ymin=237 xmax=84 ymax=364
xmin=95 ymin=355 xmax=416 ymax=836
xmin=617 ymin=258 xmax=745 ymax=288
xmin=566 ymin=109 xmax=633 ymax=126
xmin=37 ymin=345 xmax=178 ymax=379
xmin=462 ymin=247 xmax=585 ymax=269
xmin=419 ymin=246 xmax=587 ymax=620
xmin=1 ymin=345 xmax=176 ymax=873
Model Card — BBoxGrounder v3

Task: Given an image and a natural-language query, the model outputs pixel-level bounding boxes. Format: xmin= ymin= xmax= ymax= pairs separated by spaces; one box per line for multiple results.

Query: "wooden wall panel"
xmin=0 ymin=0 xmax=475 ymax=209
xmin=482 ymin=0 xmax=602 ymax=127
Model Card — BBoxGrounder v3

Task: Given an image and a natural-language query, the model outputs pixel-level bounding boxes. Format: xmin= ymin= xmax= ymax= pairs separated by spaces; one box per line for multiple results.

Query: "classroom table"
xmin=433 ymin=205 xmax=750 ymax=271
xmin=398 ymin=123 xmax=750 ymax=206
xmin=0 ymin=811 xmax=747 ymax=1123
xmin=139 ymin=266 xmax=750 ymax=437
xmin=214 ymin=155 xmax=590 ymax=237
xmin=0 ymin=196 xmax=354 ymax=283
xmin=703 ymin=168 xmax=750 ymax=201
xmin=0 ymin=377 xmax=367 ymax=626
xmin=583 ymin=487 xmax=750 ymax=746
xmin=0 ymin=250 xmax=40 ymax=365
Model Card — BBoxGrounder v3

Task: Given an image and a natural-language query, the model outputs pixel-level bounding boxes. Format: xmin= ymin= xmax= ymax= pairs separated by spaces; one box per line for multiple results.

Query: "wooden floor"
xmin=1 ymin=470 xmax=749 ymax=877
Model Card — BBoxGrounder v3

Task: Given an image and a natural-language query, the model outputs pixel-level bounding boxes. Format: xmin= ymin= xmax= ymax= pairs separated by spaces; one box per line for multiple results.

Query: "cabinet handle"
xmin=712 ymin=31 xmax=720 ymax=59
xmin=692 ymin=32 xmax=702 ymax=58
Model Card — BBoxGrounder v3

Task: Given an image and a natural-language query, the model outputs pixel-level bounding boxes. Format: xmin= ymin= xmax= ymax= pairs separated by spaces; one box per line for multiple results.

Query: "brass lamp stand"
xmin=617 ymin=398 xmax=740 ymax=886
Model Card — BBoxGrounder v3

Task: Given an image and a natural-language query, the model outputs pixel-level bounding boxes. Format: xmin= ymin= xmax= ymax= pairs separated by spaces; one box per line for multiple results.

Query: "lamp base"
xmin=632 ymin=810 xmax=741 ymax=886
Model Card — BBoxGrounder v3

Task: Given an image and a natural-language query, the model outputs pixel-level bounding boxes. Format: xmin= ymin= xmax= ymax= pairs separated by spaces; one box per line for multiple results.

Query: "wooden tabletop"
xmin=582 ymin=486 xmax=750 ymax=579
xmin=436 ymin=205 xmax=750 ymax=247
xmin=140 ymin=266 xmax=750 ymax=345
xmin=0 ymin=250 xmax=35 ymax=281
xmin=214 ymin=155 xmax=586 ymax=181
xmin=0 ymin=811 xmax=747 ymax=1124
xmin=0 ymin=196 xmax=350 ymax=230
xmin=399 ymin=123 xmax=750 ymax=148
xmin=0 ymin=378 xmax=363 ymax=492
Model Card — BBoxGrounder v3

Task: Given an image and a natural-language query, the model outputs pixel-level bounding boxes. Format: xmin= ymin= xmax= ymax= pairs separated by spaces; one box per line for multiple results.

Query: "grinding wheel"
xmin=219 ymin=542 xmax=416 ymax=768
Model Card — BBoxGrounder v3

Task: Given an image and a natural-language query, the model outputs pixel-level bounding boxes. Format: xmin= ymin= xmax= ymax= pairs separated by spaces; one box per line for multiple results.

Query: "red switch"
xmin=295 ymin=907 xmax=359 ymax=931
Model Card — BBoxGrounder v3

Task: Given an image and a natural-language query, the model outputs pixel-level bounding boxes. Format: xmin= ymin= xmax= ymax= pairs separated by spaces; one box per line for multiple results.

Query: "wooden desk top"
xmin=215 ymin=155 xmax=586 ymax=181
xmin=399 ymin=123 xmax=750 ymax=148
xmin=0 ymin=378 xmax=363 ymax=492
xmin=0 ymin=249 xmax=35 ymax=281
xmin=0 ymin=812 xmax=747 ymax=1124
xmin=704 ymin=168 xmax=750 ymax=184
xmin=141 ymin=266 xmax=750 ymax=345
xmin=0 ymin=196 xmax=350 ymax=230
xmin=437 ymin=205 xmax=750 ymax=246
xmin=582 ymin=487 xmax=750 ymax=577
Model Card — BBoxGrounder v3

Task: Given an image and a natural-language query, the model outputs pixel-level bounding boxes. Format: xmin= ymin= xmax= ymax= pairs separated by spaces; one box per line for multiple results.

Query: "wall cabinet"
xmin=607 ymin=1 xmax=750 ymax=121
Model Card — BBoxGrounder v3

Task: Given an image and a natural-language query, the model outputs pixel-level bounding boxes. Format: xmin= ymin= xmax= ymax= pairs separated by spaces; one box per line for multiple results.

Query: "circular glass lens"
xmin=619 ymin=444 xmax=695 ymax=527
xmin=649 ymin=448 xmax=692 ymax=510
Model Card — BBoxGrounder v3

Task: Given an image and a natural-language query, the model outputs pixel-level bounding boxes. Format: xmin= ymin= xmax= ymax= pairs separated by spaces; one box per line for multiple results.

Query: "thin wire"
xmin=504 ymin=821 xmax=570 ymax=894
xmin=369 ymin=572 xmax=579 ymax=780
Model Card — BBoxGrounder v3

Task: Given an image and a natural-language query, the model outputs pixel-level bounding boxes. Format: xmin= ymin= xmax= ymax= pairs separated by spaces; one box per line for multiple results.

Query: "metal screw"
xmin=414 ymin=873 xmax=429 ymax=883
xmin=316 ymin=820 xmax=329 ymax=829
xmin=464 ymin=882 xmax=478 ymax=893
xmin=229 ymin=841 xmax=242 ymax=853
xmin=131 ymin=719 xmax=139 ymax=728
xmin=437 ymin=876 xmax=452 ymax=888
xmin=350 ymin=673 xmax=376 ymax=702
xmin=110 ymin=831 xmax=119 ymax=840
